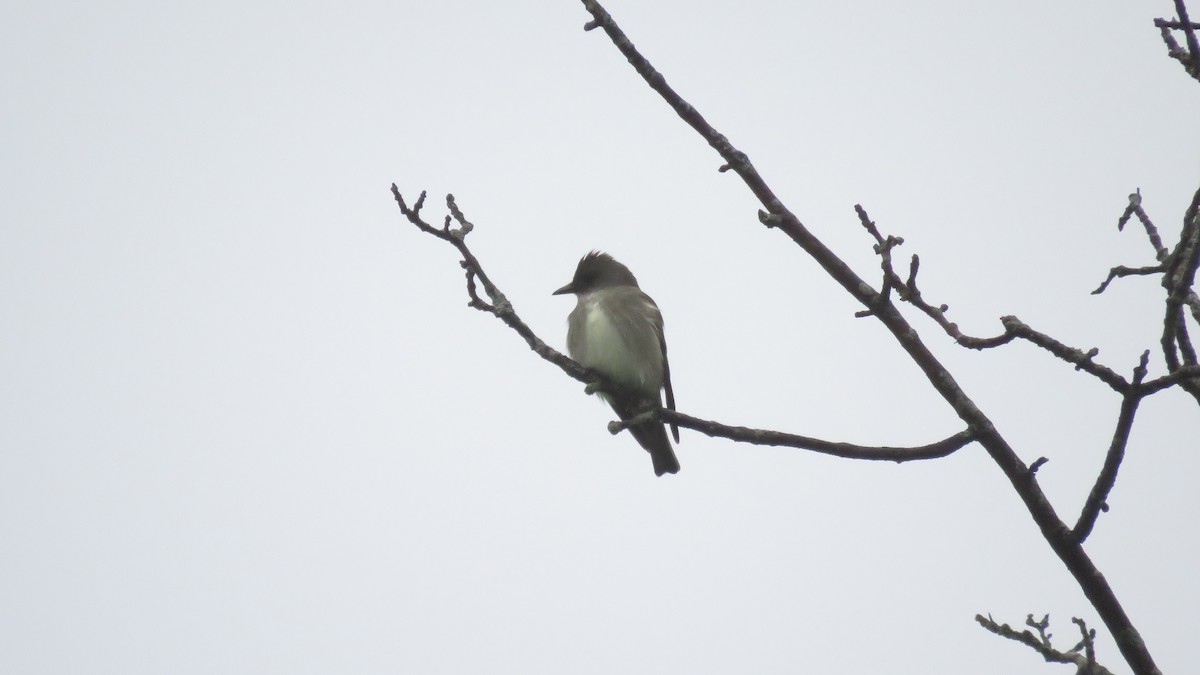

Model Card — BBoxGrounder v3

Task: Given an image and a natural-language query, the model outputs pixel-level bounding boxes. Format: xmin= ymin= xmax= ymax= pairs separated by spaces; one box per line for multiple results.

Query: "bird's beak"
xmin=552 ymin=282 xmax=575 ymax=296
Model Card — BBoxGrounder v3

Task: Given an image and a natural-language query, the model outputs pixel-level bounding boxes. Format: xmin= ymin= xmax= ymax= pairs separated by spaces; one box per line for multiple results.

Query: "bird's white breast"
xmin=570 ymin=294 xmax=662 ymax=394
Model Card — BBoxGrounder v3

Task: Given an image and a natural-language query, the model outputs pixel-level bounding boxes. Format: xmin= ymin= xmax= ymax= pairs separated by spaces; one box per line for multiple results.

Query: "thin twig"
xmin=1092 ymin=264 xmax=1165 ymax=295
xmin=392 ymin=187 xmax=590 ymax=385
xmin=1117 ymin=189 xmax=1170 ymax=261
xmin=1072 ymin=618 xmax=1101 ymax=671
xmin=852 ymin=205 xmax=904 ymax=317
xmin=975 ymin=614 xmax=1116 ymax=675
xmin=852 ymin=206 xmax=1132 ymax=392
xmin=975 ymin=614 xmax=1075 ymax=665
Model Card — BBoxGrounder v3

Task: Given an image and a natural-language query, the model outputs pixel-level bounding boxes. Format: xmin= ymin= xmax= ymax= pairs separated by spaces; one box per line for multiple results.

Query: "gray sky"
xmin=3 ymin=1 xmax=1198 ymax=673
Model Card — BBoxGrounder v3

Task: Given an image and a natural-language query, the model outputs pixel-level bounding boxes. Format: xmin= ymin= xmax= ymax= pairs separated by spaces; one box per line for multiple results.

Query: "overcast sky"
xmin=3 ymin=1 xmax=1198 ymax=673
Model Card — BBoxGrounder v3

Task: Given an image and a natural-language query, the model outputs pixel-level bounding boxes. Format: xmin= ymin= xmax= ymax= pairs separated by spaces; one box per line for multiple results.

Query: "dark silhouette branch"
xmin=608 ymin=408 xmax=974 ymax=461
xmin=851 ymin=205 xmax=905 ymax=317
xmin=1099 ymin=190 xmax=1200 ymax=340
xmin=1071 ymin=618 xmax=1104 ymax=675
xmin=1160 ymin=186 xmax=1200 ymax=402
xmin=660 ymin=411 xmax=974 ymax=462
xmin=998 ymin=317 xmax=1130 ymax=392
xmin=1107 ymin=189 xmax=1200 ymax=320
xmin=1156 ymin=1 xmax=1200 ymax=80
xmin=1158 ymin=18 xmax=1200 ymax=28
xmin=1117 ymin=190 xmax=1171 ymax=261
xmin=1138 ymin=363 xmax=1200 ymax=395
xmin=1099 ymin=186 xmax=1200 ymax=405
xmin=1073 ymin=352 xmax=1150 ymax=543
xmin=1092 ymin=264 xmax=1166 ymax=295
xmin=854 ymin=205 xmax=1131 ymax=392
xmin=1174 ymin=0 xmax=1200 ymax=75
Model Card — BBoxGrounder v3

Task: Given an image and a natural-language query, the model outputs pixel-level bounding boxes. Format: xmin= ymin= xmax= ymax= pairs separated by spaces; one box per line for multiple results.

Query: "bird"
xmin=553 ymin=251 xmax=680 ymax=476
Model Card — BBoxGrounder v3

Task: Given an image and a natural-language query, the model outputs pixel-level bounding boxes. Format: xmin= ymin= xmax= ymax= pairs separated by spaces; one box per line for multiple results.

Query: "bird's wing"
xmin=636 ymin=289 xmax=680 ymax=444
xmin=661 ymin=331 xmax=679 ymax=443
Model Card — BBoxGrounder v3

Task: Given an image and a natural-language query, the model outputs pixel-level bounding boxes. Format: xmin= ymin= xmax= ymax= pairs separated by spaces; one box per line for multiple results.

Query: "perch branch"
xmin=608 ymin=409 xmax=974 ymax=460
xmin=394 ymin=187 xmax=972 ymax=462
xmin=661 ymin=411 xmax=974 ymax=462
xmin=1092 ymin=264 xmax=1165 ymax=295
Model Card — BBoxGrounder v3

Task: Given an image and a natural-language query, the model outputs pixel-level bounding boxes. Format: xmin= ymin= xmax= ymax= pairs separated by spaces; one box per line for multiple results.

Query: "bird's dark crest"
xmin=572 ymin=251 xmax=639 ymax=290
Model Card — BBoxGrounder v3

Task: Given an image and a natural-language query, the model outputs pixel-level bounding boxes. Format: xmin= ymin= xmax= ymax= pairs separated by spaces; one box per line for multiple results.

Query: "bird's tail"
xmin=630 ymin=421 xmax=680 ymax=476
xmin=615 ymin=398 xmax=680 ymax=476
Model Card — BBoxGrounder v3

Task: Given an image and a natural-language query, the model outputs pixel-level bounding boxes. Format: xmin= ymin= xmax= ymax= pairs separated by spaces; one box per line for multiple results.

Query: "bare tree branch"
xmin=1100 ymin=186 xmax=1200 ymax=406
xmin=975 ymin=614 xmax=1116 ymax=675
xmin=1157 ymin=18 xmax=1200 ymax=28
xmin=1118 ymin=190 xmax=1171 ymax=260
xmin=1092 ymin=264 xmax=1166 ymax=295
xmin=1160 ymin=186 xmax=1200 ymax=402
xmin=1138 ymin=363 xmax=1200 ymax=395
xmin=976 ymin=614 xmax=1076 ymax=666
xmin=999 ymin=317 xmax=1130 ymax=392
xmin=1173 ymin=0 xmax=1200 ymax=76
xmin=1156 ymin=2 xmax=1200 ymax=80
xmin=1073 ymin=351 xmax=1150 ymax=543
xmin=1108 ymin=189 xmax=1200 ymax=311
xmin=853 ymin=205 xmax=1132 ymax=391
xmin=659 ymin=410 xmax=974 ymax=462
xmin=1071 ymin=617 xmax=1105 ymax=674
xmin=392 ymin=187 xmax=593 ymax=386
